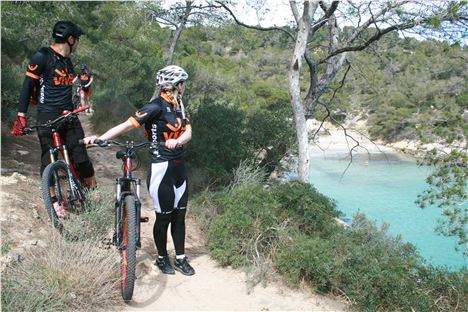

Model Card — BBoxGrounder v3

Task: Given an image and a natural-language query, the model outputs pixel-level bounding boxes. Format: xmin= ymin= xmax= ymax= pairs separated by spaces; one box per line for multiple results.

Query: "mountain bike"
xmin=86 ymin=139 xmax=152 ymax=302
xmin=25 ymin=105 xmax=90 ymax=233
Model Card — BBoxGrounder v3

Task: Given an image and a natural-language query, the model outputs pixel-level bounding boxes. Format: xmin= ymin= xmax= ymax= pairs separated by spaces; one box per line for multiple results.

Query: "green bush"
xmin=1 ymin=64 xmax=23 ymax=122
xmin=206 ymin=184 xmax=281 ymax=267
xmin=275 ymin=233 xmax=336 ymax=292
xmin=186 ymin=102 xmax=249 ymax=187
xmin=200 ymin=180 xmax=342 ymax=269
xmin=244 ymin=107 xmax=295 ymax=176
xmin=271 ymin=181 xmax=341 ymax=237
xmin=276 ymin=213 xmax=467 ymax=311
xmin=193 ymin=179 xmax=467 ymax=311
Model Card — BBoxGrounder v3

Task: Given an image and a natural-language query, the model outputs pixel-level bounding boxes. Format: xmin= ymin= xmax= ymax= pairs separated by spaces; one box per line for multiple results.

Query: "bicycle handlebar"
xmin=78 ymin=139 xmax=165 ymax=149
xmin=24 ymin=105 xmax=90 ymax=133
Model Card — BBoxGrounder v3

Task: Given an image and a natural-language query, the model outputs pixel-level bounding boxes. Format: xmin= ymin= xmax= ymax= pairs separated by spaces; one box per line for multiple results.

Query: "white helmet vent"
xmin=156 ymin=65 xmax=188 ymax=90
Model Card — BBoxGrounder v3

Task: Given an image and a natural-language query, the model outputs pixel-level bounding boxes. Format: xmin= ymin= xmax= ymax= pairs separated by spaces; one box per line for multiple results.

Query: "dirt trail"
xmin=1 ymin=115 xmax=347 ymax=311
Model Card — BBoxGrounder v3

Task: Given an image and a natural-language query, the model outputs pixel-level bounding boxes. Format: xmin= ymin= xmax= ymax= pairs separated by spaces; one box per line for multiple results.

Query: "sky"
xmin=157 ymin=0 xmax=466 ymax=44
xmin=159 ymin=0 xmax=294 ymax=27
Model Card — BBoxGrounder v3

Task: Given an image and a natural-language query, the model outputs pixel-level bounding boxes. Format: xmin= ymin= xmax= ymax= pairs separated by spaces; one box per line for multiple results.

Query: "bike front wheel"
xmin=42 ymin=160 xmax=85 ymax=232
xmin=119 ymin=195 xmax=137 ymax=302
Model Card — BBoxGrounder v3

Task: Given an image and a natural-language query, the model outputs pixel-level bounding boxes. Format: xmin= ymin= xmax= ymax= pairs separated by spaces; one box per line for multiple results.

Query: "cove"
xmin=304 ymin=153 xmax=466 ymax=270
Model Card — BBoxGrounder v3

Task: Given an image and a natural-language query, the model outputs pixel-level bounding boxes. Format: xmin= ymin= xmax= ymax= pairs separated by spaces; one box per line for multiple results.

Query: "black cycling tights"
xmin=153 ymin=209 xmax=186 ymax=257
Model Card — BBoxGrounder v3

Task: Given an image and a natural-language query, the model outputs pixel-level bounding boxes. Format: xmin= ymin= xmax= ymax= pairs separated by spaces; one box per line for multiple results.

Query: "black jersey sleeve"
xmin=128 ymin=102 xmax=163 ymax=128
xmin=25 ymin=51 xmax=46 ymax=80
xmin=18 ymin=51 xmax=47 ymax=113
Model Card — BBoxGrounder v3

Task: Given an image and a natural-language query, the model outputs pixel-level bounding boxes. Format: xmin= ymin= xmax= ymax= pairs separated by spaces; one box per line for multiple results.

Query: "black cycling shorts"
xmin=147 ymin=159 xmax=188 ymax=214
xmin=36 ymin=111 xmax=93 ymax=176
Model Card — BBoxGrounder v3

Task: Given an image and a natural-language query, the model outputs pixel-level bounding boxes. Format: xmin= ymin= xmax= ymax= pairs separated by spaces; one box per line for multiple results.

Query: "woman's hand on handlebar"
xmin=82 ymin=135 xmax=99 ymax=145
xmin=164 ymin=139 xmax=181 ymax=150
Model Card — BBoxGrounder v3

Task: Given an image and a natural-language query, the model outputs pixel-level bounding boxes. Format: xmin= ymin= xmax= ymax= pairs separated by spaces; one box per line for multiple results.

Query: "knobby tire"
xmin=41 ymin=160 xmax=85 ymax=233
xmin=120 ymin=195 xmax=137 ymax=302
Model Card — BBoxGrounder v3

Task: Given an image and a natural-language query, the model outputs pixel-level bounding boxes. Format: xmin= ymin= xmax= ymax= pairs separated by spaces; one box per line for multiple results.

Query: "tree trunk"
xmin=167 ymin=26 xmax=184 ymax=65
xmin=288 ymin=1 xmax=314 ymax=183
xmin=166 ymin=1 xmax=193 ymax=65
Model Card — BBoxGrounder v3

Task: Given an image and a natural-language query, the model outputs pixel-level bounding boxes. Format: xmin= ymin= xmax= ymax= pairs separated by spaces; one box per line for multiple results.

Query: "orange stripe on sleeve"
xmin=25 ymin=72 xmax=40 ymax=80
xmin=128 ymin=116 xmax=141 ymax=128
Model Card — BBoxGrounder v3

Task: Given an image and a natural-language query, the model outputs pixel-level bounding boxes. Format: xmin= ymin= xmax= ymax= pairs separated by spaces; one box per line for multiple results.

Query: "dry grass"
xmin=1 ymin=231 xmax=122 ymax=312
xmin=229 ymin=160 xmax=267 ymax=190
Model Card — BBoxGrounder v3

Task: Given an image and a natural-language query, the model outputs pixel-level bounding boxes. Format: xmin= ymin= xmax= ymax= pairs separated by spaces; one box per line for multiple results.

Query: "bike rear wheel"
xmin=42 ymin=160 xmax=85 ymax=233
xmin=119 ymin=195 xmax=137 ymax=302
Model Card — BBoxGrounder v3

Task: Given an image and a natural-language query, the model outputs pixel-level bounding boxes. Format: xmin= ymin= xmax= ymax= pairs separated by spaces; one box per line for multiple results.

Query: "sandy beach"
xmin=307 ymin=120 xmax=404 ymax=161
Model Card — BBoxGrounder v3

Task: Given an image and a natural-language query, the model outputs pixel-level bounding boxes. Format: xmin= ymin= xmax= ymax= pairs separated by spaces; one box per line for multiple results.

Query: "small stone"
xmin=32 ymin=209 xmax=40 ymax=219
xmin=17 ymin=150 xmax=29 ymax=156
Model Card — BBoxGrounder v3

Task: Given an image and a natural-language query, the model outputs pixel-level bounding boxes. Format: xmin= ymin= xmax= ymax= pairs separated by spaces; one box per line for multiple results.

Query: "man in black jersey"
xmin=11 ymin=21 xmax=97 ymax=190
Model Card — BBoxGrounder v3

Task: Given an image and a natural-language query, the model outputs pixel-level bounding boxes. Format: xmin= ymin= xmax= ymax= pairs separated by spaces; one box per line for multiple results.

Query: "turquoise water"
xmin=306 ymin=155 xmax=466 ymax=270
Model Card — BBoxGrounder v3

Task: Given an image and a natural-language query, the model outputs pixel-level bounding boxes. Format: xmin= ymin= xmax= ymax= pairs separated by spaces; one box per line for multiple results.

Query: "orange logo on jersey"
xmin=135 ymin=111 xmax=148 ymax=118
xmin=163 ymin=118 xmax=186 ymax=141
xmin=55 ymin=69 xmax=67 ymax=77
xmin=164 ymin=131 xmax=184 ymax=141
xmin=28 ymin=64 xmax=38 ymax=71
xmin=166 ymin=118 xmax=182 ymax=132
xmin=53 ymin=73 xmax=74 ymax=86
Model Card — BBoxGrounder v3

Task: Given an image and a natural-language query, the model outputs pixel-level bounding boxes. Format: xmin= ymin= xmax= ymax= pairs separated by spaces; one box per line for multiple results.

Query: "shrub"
xmin=1 ymin=64 xmax=23 ymax=122
xmin=194 ymin=179 xmax=467 ymax=311
xmin=275 ymin=233 xmax=336 ymax=292
xmin=271 ymin=180 xmax=342 ymax=237
xmin=206 ymin=184 xmax=281 ymax=267
xmin=276 ymin=213 xmax=467 ymax=311
xmin=243 ymin=108 xmax=295 ymax=176
xmin=202 ymin=180 xmax=342 ymax=270
xmin=186 ymin=101 xmax=248 ymax=187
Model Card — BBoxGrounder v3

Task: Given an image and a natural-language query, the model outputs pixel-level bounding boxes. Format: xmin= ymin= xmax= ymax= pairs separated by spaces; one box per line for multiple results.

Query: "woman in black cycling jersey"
xmin=83 ymin=65 xmax=194 ymax=276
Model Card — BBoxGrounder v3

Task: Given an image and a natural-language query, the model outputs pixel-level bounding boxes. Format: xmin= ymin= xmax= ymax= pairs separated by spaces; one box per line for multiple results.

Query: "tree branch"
xmin=319 ymin=20 xmax=418 ymax=64
xmin=215 ymin=0 xmax=294 ymax=39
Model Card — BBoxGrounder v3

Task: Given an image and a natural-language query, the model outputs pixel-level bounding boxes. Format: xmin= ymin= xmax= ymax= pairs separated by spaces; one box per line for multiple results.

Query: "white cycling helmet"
xmin=156 ymin=65 xmax=188 ymax=90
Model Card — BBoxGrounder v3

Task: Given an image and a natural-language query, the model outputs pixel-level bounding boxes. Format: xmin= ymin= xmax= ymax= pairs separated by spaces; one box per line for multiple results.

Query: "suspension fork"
xmin=115 ymin=179 xmax=133 ymax=249
xmin=50 ymin=130 xmax=81 ymax=200
xmin=50 ymin=130 xmax=78 ymax=174
xmin=115 ymin=178 xmax=123 ymax=248
xmin=135 ymin=179 xmax=142 ymax=245
xmin=114 ymin=178 xmax=142 ymax=248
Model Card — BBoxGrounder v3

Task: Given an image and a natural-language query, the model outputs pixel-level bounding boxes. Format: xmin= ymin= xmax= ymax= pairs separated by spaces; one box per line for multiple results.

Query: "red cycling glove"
xmin=11 ymin=116 xmax=27 ymax=136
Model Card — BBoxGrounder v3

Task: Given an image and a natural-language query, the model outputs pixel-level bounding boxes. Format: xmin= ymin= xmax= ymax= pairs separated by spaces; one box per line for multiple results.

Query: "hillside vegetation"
xmin=1 ymin=2 xmax=467 ymax=311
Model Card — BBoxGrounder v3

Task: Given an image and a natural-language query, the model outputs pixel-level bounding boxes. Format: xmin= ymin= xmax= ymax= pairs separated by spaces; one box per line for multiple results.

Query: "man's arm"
xmin=18 ymin=77 xmax=37 ymax=115
xmin=18 ymin=51 xmax=46 ymax=115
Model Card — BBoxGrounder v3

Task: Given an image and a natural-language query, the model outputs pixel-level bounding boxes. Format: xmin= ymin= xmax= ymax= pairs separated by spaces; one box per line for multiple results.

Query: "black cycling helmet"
xmin=52 ymin=21 xmax=83 ymax=40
